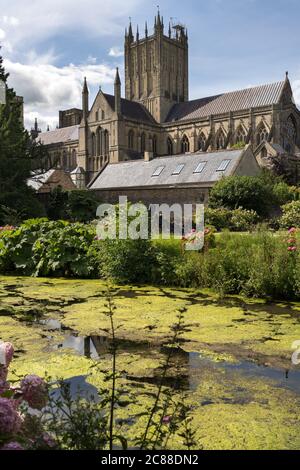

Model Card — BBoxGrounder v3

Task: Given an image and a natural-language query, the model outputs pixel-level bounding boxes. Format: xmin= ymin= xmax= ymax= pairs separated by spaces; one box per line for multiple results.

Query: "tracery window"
xmin=181 ymin=134 xmax=190 ymax=153
xmin=256 ymin=123 xmax=269 ymax=146
xmin=287 ymin=116 xmax=297 ymax=143
xmin=235 ymin=126 xmax=247 ymax=145
xmin=216 ymin=129 xmax=226 ymax=150
xmin=91 ymin=133 xmax=96 ymax=156
xmin=198 ymin=132 xmax=206 ymax=151
xmin=167 ymin=137 xmax=173 ymax=155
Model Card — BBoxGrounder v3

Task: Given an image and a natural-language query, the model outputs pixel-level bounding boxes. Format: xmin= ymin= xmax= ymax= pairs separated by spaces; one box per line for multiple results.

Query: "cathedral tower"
xmin=125 ymin=12 xmax=189 ymax=123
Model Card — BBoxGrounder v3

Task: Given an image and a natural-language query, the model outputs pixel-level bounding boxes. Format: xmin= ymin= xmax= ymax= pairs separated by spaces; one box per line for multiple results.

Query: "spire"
xmin=30 ymin=117 xmax=41 ymax=139
xmin=145 ymin=21 xmax=148 ymax=37
xmin=128 ymin=19 xmax=133 ymax=38
xmin=114 ymin=67 xmax=121 ymax=116
xmin=136 ymin=24 xmax=139 ymax=41
xmin=47 ymin=124 xmax=50 ymax=132
xmin=168 ymin=22 xmax=171 ymax=38
xmin=82 ymin=77 xmax=89 ymax=120
xmin=114 ymin=67 xmax=121 ymax=86
xmin=285 ymin=71 xmax=289 ymax=81
xmin=34 ymin=117 xmax=38 ymax=132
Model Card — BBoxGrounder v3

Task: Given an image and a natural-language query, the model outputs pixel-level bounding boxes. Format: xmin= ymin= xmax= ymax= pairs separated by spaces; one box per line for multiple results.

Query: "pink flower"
xmin=20 ymin=375 xmax=47 ymax=410
xmin=42 ymin=433 xmax=56 ymax=448
xmin=289 ymin=227 xmax=297 ymax=234
xmin=0 ymin=441 xmax=24 ymax=451
xmin=0 ymin=342 xmax=14 ymax=367
xmin=0 ymin=398 xmax=22 ymax=435
xmin=162 ymin=416 xmax=171 ymax=424
xmin=288 ymin=246 xmax=297 ymax=252
xmin=288 ymin=238 xmax=297 ymax=244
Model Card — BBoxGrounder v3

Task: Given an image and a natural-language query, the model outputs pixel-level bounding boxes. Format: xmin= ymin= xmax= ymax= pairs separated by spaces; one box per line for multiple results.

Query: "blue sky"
xmin=0 ymin=0 xmax=299 ymax=130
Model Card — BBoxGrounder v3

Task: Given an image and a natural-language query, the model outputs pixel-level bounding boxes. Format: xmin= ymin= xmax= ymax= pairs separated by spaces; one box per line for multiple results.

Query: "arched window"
xmin=235 ymin=125 xmax=247 ymax=145
xmin=96 ymin=128 xmax=101 ymax=155
xmin=181 ymin=134 xmax=190 ymax=153
xmin=141 ymin=132 xmax=146 ymax=153
xmin=287 ymin=115 xmax=297 ymax=143
xmin=216 ymin=129 xmax=226 ymax=150
xmin=256 ymin=123 xmax=269 ymax=146
xmin=91 ymin=133 xmax=96 ymax=156
xmin=62 ymin=151 xmax=68 ymax=169
xmin=167 ymin=137 xmax=173 ymax=156
xmin=104 ymin=130 xmax=109 ymax=157
xmin=71 ymin=149 xmax=76 ymax=170
xmin=198 ymin=132 xmax=206 ymax=151
xmin=153 ymin=135 xmax=157 ymax=156
xmin=128 ymin=130 xmax=134 ymax=150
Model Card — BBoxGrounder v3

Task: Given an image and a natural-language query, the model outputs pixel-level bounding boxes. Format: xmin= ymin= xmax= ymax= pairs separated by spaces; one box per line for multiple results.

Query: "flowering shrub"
xmin=280 ymin=201 xmax=300 ymax=229
xmin=0 ymin=341 xmax=52 ymax=451
xmin=287 ymin=228 xmax=297 ymax=253
xmin=205 ymin=207 xmax=258 ymax=232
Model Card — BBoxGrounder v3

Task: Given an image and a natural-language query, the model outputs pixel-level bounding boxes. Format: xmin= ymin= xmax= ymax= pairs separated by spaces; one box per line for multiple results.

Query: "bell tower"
xmin=124 ymin=12 xmax=189 ymax=123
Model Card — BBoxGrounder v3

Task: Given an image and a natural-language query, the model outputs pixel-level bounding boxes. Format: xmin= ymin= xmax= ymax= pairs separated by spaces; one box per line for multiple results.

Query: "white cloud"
xmin=0 ymin=28 xmax=6 ymax=40
xmin=2 ymin=16 xmax=19 ymax=26
xmin=292 ymin=80 xmax=300 ymax=108
xmin=108 ymin=47 xmax=124 ymax=58
xmin=0 ymin=0 xmax=143 ymax=56
xmin=4 ymin=57 xmax=116 ymax=130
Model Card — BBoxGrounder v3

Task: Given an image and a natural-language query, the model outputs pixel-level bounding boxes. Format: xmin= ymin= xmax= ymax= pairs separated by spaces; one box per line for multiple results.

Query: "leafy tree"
xmin=0 ymin=50 xmax=47 ymax=224
xmin=209 ymin=175 xmax=276 ymax=216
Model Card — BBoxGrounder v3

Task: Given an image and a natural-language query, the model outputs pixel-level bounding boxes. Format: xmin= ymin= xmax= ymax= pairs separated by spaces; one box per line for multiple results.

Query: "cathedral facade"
xmin=36 ymin=12 xmax=300 ymax=187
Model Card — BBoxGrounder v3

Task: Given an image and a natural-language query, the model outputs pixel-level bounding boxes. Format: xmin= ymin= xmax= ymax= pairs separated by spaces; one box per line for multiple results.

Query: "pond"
xmin=1 ymin=276 xmax=300 ymax=449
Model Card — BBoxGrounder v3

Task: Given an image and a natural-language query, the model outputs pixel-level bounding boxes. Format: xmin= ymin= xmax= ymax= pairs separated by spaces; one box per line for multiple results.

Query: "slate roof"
xmin=89 ymin=149 xmax=245 ymax=190
xmin=27 ymin=169 xmax=56 ymax=191
xmin=103 ymin=93 xmax=156 ymax=124
xmin=37 ymin=125 xmax=79 ymax=145
xmin=166 ymin=81 xmax=286 ymax=122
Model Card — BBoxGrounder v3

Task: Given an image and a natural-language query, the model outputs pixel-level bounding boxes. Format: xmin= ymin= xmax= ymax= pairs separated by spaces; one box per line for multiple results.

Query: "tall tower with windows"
xmin=124 ymin=12 xmax=189 ymax=123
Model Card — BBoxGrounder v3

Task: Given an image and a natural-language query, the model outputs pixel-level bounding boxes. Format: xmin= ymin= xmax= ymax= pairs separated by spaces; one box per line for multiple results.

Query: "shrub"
xmin=205 ymin=207 xmax=258 ymax=232
xmin=209 ymin=175 xmax=275 ymax=216
xmin=47 ymin=188 xmax=99 ymax=223
xmin=95 ymin=238 xmax=157 ymax=284
xmin=280 ymin=201 xmax=300 ymax=229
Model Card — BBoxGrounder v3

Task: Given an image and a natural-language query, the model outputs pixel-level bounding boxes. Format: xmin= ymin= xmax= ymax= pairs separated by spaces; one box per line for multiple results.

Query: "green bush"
xmin=0 ymin=219 xmax=97 ymax=277
xmin=209 ymin=175 xmax=274 ymax=216
xmin=95 ymin=238 xmax=157 ymax=284
xmin=205 ymin=207 xmax=258 ymax=231
xmin=47 ymin=188 xmax=99 ymax=223
xmin=280 ymin=201 xmax=300 ymax=229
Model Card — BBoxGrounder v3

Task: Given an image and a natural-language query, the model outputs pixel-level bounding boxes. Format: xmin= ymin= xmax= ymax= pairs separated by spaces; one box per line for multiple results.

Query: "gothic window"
xmin=181 ymin=134 xmax=190 ymax=153
xmin=256 ymin=123 xmax=269 ymax=146
xmin=91 ymin=133 xmax=96 ymax=156
xmin=63 ymin=151 xmax=68 ymax=169
xmin=216 ymin=129 xmax=226 ymax=150
xmin=140 ymin=132 xmax=146 ymax=153
xmin=167 ymin=137 xmax=173 ymax=156
xmin=235 ymin=125 xmax=247 ymax=145
xmin=71 ymin=149 xmax=77 ymax=170
xmin=104 ymin=130 xmax=109 ymax=156
xmin=153 ymin=136 xmax=157 ymax=156
xmin=287 ymin=115 xmax=297 ymax=143
xmin=198 ymin=132 xmax=206 ymax=151
xmin=128 ymin=130 xmax=134 ymax=150
xmin=96 ymin=128 xmax=101 ymax=155
xmin=95 ymin=111 xmax=98 ymax=121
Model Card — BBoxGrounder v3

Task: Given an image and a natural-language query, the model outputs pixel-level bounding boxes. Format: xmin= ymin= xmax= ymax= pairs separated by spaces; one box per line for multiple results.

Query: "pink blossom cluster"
xmin=287 ymin=227 xmax=297 ymax=252
xmin=0 ymin=342 xmax=54 ymax=451
xmin=0 ymin=226 xmax=15 ymax=232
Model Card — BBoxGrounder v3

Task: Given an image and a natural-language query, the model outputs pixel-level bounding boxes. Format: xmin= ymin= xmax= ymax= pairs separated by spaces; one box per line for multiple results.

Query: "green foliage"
xmin=0 ymin=218 xmax=97 ymax=277
xmin=280 ymin=201 xmax=300 ymax=229
xmin=209 ymin=175 xmax=275 ymax=216
xmin=205 ymin=207 xmax=258 ymax=231
xmin=95 ymin=238 xmax=157 ymax=284
xmin=47 ymin=188 xmax=99 ymax=223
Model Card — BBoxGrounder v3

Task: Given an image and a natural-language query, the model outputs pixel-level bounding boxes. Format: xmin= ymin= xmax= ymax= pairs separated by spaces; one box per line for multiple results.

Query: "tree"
xmin=209 ymin=175 xmax=276 ymax=216
xmin=0 ymin=50 xmax=47 ymax=224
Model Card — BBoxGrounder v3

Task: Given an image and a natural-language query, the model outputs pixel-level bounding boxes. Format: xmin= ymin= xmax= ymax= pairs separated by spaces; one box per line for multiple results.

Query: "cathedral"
xmin=35 ymin=12 xmax=300 ymax=192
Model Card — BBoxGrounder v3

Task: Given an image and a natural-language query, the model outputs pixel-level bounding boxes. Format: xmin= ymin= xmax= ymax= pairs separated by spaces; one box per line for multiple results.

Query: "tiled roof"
xmin=166 ymin=81 xmax=286 ymax=122
xmin=103 ymin=93 xmax=156 ymax=124
xmin=37 ymin=125 xmax=79 ymax=145
xmin=89 ymin=149 xmax=245 ymax=190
